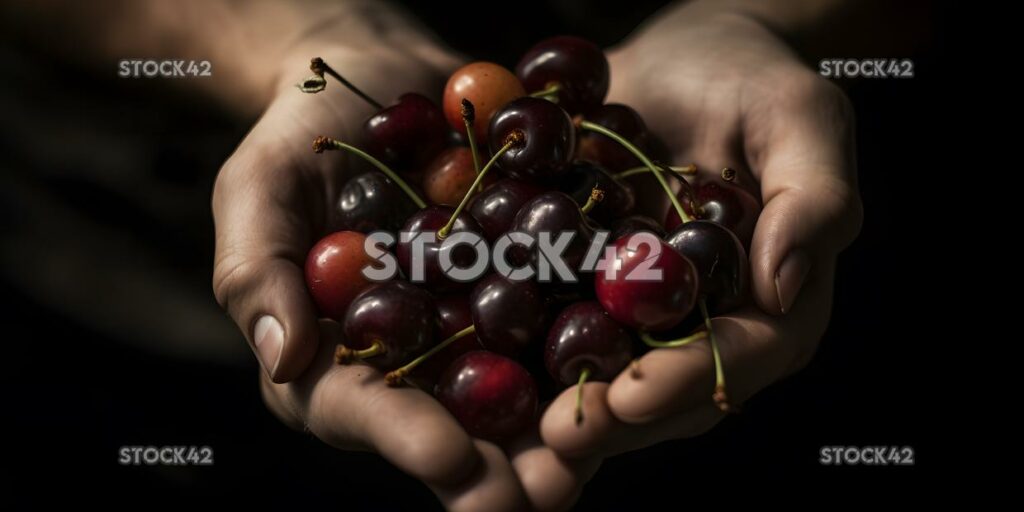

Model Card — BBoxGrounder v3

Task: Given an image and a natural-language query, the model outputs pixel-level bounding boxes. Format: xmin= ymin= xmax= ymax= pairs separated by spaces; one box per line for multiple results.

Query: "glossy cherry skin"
xmin=577 ymin=104 xmax=649 ymax=172
xmin=488 ymin=97 xmax=576 ymax=181
xmin=467 ymin=178 xmax=545 ymax=242
xmin=666 ymin=220 xmax=749 ymax=313
xmin=545 ymin=301 xmax=633 ymax=386
xmin=304 ymin=231 xmax=376 ymax=322
xmin=342 ymin=281 xmax=439 ymax=370
xmin=396 ymin=206 xmax=484 ymax=292
xmin=422 ymin=147 xmax=495 ymax=206
xmin=444 ymin=62 xmax=526 ymax=141
xmin=558 ymin=160 xmax=635 ymax=223
xmin=336 ymin=172 xmax=419 ymax=233
xmin=436 ymin=351 xmax=537 ymax=442
xmin=595 ymin=234 xmax=699 ymax=331
xmin=666 ymin=181 xmax=761 ymax=249
xmin=363 ymin=93 xmax=448 ymax=173
xmin=470 ymin=274 xmax=548 ymax=357
xmin=515 ymin=36 xmax=609 ymax=115
xmin=609 ymin=215 xmax=666 ymax=241
xmin=509 ymin=191 xmax=597 ymax=272
xmin=411 ymin=294 xmax=483 ymax=385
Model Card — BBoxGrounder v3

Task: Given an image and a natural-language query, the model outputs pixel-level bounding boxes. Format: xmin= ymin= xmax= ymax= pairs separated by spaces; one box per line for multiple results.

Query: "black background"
xmin=5 ymin=0 xmax=948 ymax=506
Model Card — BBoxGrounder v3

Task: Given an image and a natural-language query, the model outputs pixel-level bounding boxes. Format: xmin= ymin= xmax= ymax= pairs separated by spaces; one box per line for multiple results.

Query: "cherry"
xmin=396 ymin=206 xmax=484 ymax=292
xmin=515 ymin=36 xmax=609 ymax=115
xmin=444 ymin=62 xmax=525 ymax=141
xmin=338 ymin=281 xmax=438 ymax=370
xmin=608 ymin=215 xmax=666 ymax=241
xmin=470 ymin=274 xmax=548 ymax=357
xmin=509 ymin=191 xmax=598 ymax=271
xmin=468 ymin=178 xmax=545 ymax=241
xmin=595 ymin=234 xmax=699 ymax=331
xmin=489 ymin=97 xmax=576 ymax=181
xmin=665 ymin=180 xmax=761 ymax=249
xmin=666 ymin=220 xmax=749 ymax=313
xmin=435 ymin=351 xmax=538 ymax=442
xmin=304 ymin=231 xmax=376 ymax=321
xmin=406 ymin=295 xmax=483 ymax=385
xmin=422 ymin=147 xmax=495 ymax=206
xmin=577 ymin=104 xmax=649 ymax=172
xmin=545 ymin=301 xmax=633 ymax=386
xmin=336 ymin=172 xmax=419 ymax=233
xmin=558 ymin=160 xmax=635 ymax=223
xmin=363 ymin=93 xmax=448 ymax=173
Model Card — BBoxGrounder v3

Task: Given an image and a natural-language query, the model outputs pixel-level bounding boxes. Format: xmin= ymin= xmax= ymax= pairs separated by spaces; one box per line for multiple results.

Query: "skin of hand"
xmin=211 ymin=7 xmax=601 ymax=510
xmin=539 ymin=2 xmax=864 ymax=466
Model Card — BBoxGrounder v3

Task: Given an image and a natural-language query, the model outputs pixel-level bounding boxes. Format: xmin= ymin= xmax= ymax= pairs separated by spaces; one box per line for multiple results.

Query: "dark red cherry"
xmin=423 ymin=147 xmax=496 ymax=206
xmin=411 ymin=295 xmax=483 ymax=384
xmin=509 ymin=191 xmax=597 ymax=272
xmin=545 ymin=301 xmax=633 ymax=386
xmin=396 ymin=206 xmax=484 ymax=292
xmin=467 ymin=178 xmax=545 ymax=242
xmin=444 ymin=62 xmax=526 ymax=141
xmin=305 ymin=231 xmax=376 ymax=322
xmin=666 ymin=181 xmax=761 ymax=249
xmin=608 ymin=215 xmax=666 ymax=241
xmin=666 ymin=220 xmax=749 ymax=313
xmin=557 ymin=160 xmax=635 ymax=223
xmin=577 ymin=104 xmax=649 ymax=172
xmin=470 ymin=274 xmax=547 ymax=357
xmin=595 ymin=234 xmax=699 ymax=331
xmin=363 ymin=93 xmax=448 ymax=173
xmin=342 ymin=281 xmax=438 ymax=370
xmin=336 ymin=172 xmax=419 ymax=233
xmin=488 ymin=97 xmax=576 ymax=181
xmin=436 ymin=351 xmax=537 ymax=442
xmin=515 ymin=36 xmax=609 ymax=115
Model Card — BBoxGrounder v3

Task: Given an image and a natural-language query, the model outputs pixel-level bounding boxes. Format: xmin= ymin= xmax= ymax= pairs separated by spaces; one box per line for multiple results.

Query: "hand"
xmin=540 ymin=5 xmax=863 ymax=461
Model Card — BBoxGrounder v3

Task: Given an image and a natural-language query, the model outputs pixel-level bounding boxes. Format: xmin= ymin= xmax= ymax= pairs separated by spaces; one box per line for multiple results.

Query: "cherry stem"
xmin=384 ymin=325 xmax=476 ymax=386
xmin=575 ymin=367 xmax=591 ymax=426
xmin=437 ymin=130 xmax=524 ymax=239
xmin=305 ymin=57 xmax=384 ymax=110
xmin=313 ymin=136 xmax=426 ymax=209
xmin=699 ymin=298 xmax=732 ymax=413
xmin=580 ymin=187 xmax=605 ymax=214
xmin=639 ymin=330 xmax=707 ymax=348
xmin=529 ymin=82 xmax=561 ymax=100
xmin=578 ymin=120 xmax=692 ymax=223
xmin=335 ymin=341 xmax=386 ymax=365
xmin=613 ymin=164 xmax=698 ymax=181
xmin=461 ymin=99 xmax=484 ymax=192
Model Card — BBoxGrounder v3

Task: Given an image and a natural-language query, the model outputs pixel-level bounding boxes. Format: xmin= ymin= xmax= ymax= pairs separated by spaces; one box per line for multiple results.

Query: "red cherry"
xmin=410 ymin=295 xmax=483 ymax=385
xmin=595 ymin=235 xmax=699 ymax=331
xmin=666 ymin=220 xmax=749 ymax=314
xmin=470 ymin=274 xmax=548 ymax=357
xmin=341 ymin=281 xmax=439 ymax=370
xmin=665 ymin=180 xmax=761 ymax=249
xmin=422 ymin=147 xmax=495 ymax=206
xmin=488 ymin=97 xmax=576 ymax=181
xmin=515 ymin=36 xmax=609 ymax=115
xmin=435 ymin=351 xmax=538 ymax=442
xmin=304 ymin=231 xmax=375 ymax=321
xmin=576 ymin=104 xmax=649 ymax=172
xmin=467 ymin=178 xmax=545 ymax=242
xmin=444 ymin=62 xmax=525 ymax=141
xmin=545 ymin=301 xmax=634 ymax=386
xmin=363 ymin=93 xmax=448 ymax=173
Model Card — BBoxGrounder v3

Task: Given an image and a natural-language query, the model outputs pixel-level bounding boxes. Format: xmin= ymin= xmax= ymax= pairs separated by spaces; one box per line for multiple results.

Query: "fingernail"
xmin=254 ymin=315 xmax=284 ymax=378
xmin=775 ymin=250 xmax=810 ymax=314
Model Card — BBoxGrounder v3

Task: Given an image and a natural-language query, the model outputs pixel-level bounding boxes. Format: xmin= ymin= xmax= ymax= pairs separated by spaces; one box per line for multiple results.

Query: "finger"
xmin=742 ymin=72 xmax=863 ymax=314
xmin=508 ymin=431 xmax=602 ymax=511
xmin=434 ymin=440 xmax=531 ymax=512
xmin=212 ymin=97 xmax=338 ymax=383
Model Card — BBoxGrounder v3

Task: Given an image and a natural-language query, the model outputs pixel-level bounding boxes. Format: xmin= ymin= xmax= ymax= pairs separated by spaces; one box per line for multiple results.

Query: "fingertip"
xmin=607 ymin=346 xmax=712 ymax=423
xmin=509 ymin=436 xmax=602 ymax=512
xmin=434 ymin=440 xmax=529 ymax=512
xmin=540 ymin=382 xmax=619 ymax=458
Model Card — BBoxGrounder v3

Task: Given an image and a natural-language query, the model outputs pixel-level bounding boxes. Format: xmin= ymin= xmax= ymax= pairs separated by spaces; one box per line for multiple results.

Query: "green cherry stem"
xmin=335 ymin=341 xmax=386 ymax=365
xmin=313 ymin=136 xmax=426 ymax=209
xmin=529 ymin=81 xmax=562 ymax=101
xmin=639 ymin=330 xmax=707 ymax=349
xmin=699 ymin=298 xmax=732 ymax=412
xmin=384 ymin=325 xmax=476 ymax=386
xmin=575 ymin=367 xmax=592 ymax=426
xmin=461 ymin=99 xmax=484 ymax=192
xmin=302 ymin=57 xmax=384 ymax=110
xmin=577 ymin=120 xmax=692 ymax=223
xmin=580 ymin=187 xmax=605 ymax=214
xmin=613 ymin=163 xmax=698 ymax=181
xmin=437 ymin=130 xmax=524 ymax=239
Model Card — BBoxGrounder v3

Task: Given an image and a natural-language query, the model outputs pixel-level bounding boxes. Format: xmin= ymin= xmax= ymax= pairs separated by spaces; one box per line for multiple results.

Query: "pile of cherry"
xmin=298 ymin=36 xmax=761 ymax=442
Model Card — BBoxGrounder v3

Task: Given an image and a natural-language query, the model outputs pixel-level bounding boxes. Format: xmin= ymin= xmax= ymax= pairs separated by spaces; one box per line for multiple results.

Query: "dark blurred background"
xmin=5 ymin=0 xmax=946 ymax=506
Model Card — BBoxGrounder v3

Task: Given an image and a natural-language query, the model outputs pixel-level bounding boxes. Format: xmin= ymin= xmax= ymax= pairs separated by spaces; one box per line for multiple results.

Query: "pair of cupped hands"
xmin=212 ymin=8 xmax=862 ymax=511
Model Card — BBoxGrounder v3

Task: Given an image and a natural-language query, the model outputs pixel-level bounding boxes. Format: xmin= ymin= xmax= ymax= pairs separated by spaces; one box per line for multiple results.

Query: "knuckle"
xmin=211 ymin=256 xmax=260 ymax=312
